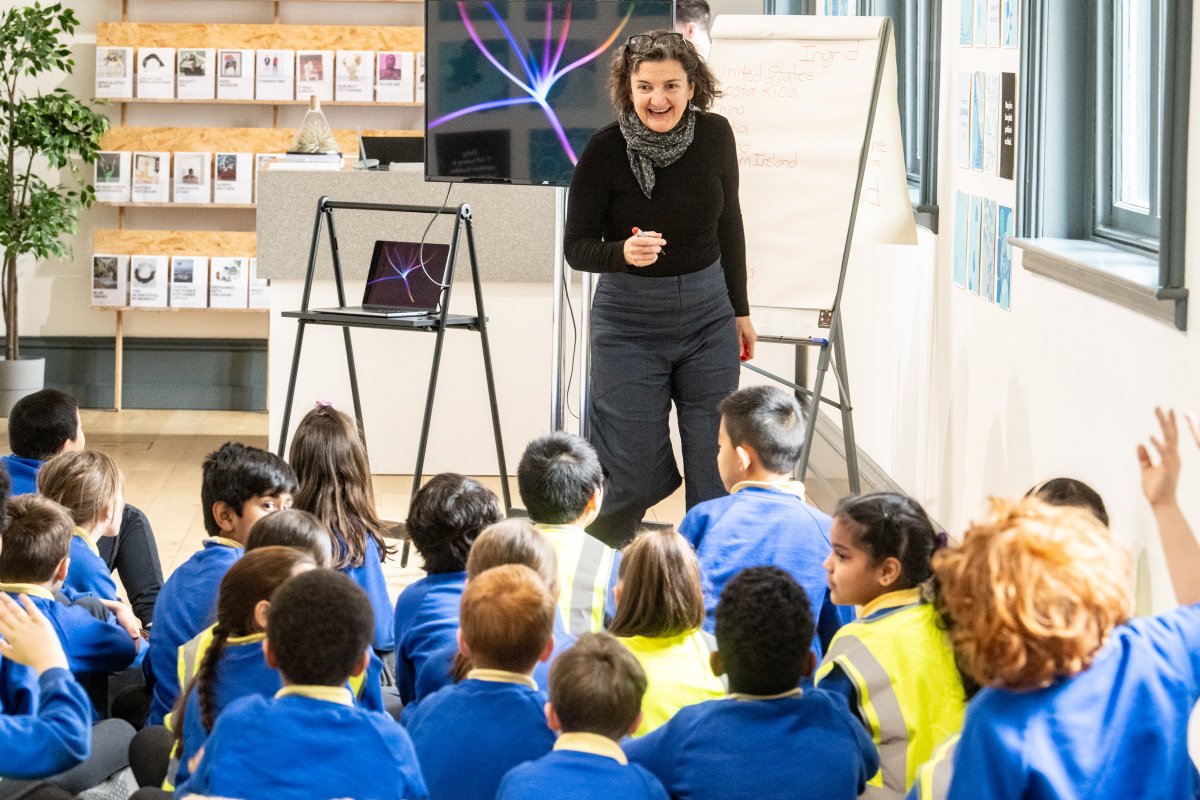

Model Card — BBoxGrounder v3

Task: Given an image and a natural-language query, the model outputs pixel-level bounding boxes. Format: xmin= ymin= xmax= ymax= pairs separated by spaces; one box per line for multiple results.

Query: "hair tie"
xmin=314 ymin=400 xmax=335 ymax=409
xmin=934 ymin=531 xmax=950 ymax=550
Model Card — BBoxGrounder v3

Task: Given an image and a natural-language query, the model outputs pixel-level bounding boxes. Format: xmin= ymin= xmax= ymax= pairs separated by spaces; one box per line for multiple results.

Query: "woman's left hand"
xmin=736 ymin=316 xmax=757 ymax=362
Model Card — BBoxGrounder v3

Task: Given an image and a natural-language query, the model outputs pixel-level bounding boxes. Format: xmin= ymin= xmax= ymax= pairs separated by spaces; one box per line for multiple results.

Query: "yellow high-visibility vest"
xmin=815 ymin=588 xmax=965 ymax=800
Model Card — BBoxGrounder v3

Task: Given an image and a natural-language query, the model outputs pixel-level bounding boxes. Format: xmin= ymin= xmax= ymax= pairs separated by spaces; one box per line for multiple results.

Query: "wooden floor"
xmin=0 ymin=410 xmax=691 ymax=602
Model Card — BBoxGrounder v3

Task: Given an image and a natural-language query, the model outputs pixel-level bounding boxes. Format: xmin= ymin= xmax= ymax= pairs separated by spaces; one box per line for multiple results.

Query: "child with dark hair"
xmin=517 ymin=433 xmax=619 ymax=636
xmin=1025 ymin=476 xmax=1110 ymax=526
xmin=406 ymin=564 xmax=556 ymax=800
xmin=497 ymin=632 xmax=667 ymax=800
xmin=178 ymin=569 xmax=427 ymax=800
xmin=625 ymin=567 xmax=878 ymax=799
xmin=679 ymin=385 xmax=849 ymax=657
xmin=814 ymin=492 xmax=965 ymax=799
xmin=3 ymin=389 xmax=163 ymax=628
xmin=932 ymin=408 xmax=1200 ymax=800
xmin=146 ymin=442 xmax=296 ymax=725
xmin=245 ymin=508 xmax=333 ymax=566
xmin=289 ymin=405 xmax=397 ymax=657
xmin=393 ymin=473 xmax=503 ymax=704
xmin=167 ymin=547 xmax=316 ymax=788
xmin=609 ymin=528 xmax=723 ymax=735
xmin=412 ymin=518 xmax=573 ymax=701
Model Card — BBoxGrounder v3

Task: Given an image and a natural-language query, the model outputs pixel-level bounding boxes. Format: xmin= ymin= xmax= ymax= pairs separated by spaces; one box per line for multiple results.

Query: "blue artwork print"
xmin=960 ymin=0 xmax=974 ymax=45
xmin=970 ymin=72 xmax=985 ymax=171
xmin=981 ymin=199 xmax=997 ymax=302
xmin=996 ymin=205 xmax=1014 ymax=309
xmin=1001 ymin=0 xmax=1018 ymax=47
xmin=974 ymin=0 xmax=988 ymax=46
xmin=967 ymin=195 xmax=982 ymax=294
xmin=953 ymin=192 xmax=968 ymax=288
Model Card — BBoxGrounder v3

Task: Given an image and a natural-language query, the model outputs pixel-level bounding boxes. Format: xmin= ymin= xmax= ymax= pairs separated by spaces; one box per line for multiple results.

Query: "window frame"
xmin=1014 ymin=0 xmax=1189 ymax=330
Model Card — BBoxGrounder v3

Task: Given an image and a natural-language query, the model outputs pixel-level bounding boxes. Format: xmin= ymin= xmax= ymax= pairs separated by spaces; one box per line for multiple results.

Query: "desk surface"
xmin=281 ymin=309 xmax=482 ymax=330
xmin=256 ymin=168 xmax=558 ymax=283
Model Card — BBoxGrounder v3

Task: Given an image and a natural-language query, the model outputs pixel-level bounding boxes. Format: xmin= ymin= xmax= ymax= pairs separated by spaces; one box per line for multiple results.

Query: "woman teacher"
xmin=565 ymin=31 xmax=755 ymax=547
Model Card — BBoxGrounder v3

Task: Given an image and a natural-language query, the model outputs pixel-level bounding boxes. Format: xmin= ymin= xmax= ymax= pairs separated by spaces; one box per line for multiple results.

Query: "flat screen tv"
xmin=425 ymin=1 xmax=675 ymax=187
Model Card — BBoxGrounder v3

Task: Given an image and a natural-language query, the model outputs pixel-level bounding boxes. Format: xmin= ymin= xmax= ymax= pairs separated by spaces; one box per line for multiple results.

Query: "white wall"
xmin=835 ymin=2 xmax=1200 ymax=616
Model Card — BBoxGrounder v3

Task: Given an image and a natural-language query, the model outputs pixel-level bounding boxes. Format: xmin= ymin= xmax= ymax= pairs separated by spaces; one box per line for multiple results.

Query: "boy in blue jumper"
xmin=624 ymin=566 xmax=878 ymax=800
xmin=935 ymin=408 xmax=1200 ymax=800
xmin=518 ymin=433 xmax=619 ymax=637
xmin=406 ymin=563 xmax=556 ymax=800
xmin=145 ymin=442 xmax=295 ymax=725
xmin=179 ymin=569 xmax=427 ymax=800
xmin=1 ymin=389 xmax=163 ymax=628
xmin=497 ymin=632 xmax=668 ymax=800
xmin=678 ymin=385 xmax=848 ymax=655
xmin=394 ymin=473 xmax=503 ymax=704
xmin=0 ymin=495 xmax=144 ymax=685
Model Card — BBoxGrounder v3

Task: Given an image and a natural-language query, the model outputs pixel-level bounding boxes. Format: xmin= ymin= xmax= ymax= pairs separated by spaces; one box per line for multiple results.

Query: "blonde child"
xmin=37 ymin=451 xmax=126 ymax=606
xmin=815 ymin=492 xmax=965 ymax=800
xmin=288 ymin=404 xmax=397 ymax=656
xmin=933 ymin=408 xmax=1200 ymax=800
xmin=608 ymin=528 xmax=724 ymax=736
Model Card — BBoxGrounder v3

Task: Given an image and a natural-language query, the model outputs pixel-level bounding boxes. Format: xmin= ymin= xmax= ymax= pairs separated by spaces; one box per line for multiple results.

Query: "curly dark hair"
xmin=715 ymin=566 xmax=814 ymax=695
xmin=608 ymin=29 xmax=721 ymax=116
xmin=406 ymin=473 xmax=502 ymax=574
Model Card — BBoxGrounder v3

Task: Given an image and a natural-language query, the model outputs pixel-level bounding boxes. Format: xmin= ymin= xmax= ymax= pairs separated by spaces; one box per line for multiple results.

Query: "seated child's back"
xmin=146 ymin=442 xmax=296 ymax=724
xmin=0 ymin=495 xmax=142 ymax=687
xmin=393 ymin=473 xmax=502 ymax=703
xmin=497 ymin=633 xmax=668 ymax=800
xmin=169 ymin=547 xmax=317 ymax=787
xmin=679 ymin=386 xmax=846 ymax=650
xmin=288 ymin=405 xmax=398 ymax=654
xmin=625 ymin=566 xmax=878 ymax=800
xmin=518 ymin=433 xmax=619 ymax=636
xmin=178 ymin=569 xmax=426 ymax=800
xmin=937 ymin=496 xmax=1200 ymax=800
xmin=406 ymin=564 xmax=557 ymax=800
xmin=609 ymin=528 xmax=724 ymax=736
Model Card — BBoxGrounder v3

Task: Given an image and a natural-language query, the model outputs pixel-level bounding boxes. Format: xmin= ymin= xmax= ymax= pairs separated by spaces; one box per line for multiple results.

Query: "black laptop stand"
xmin=276 ymin=198 xmax=511 ymax=566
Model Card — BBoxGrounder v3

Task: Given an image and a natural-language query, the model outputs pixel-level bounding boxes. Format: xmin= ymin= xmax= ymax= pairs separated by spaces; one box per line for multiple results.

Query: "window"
xmin=769 ymin=0 xmax=940 ymax=230
xmin=1014 ymin=0 xmax=1190 ymax=329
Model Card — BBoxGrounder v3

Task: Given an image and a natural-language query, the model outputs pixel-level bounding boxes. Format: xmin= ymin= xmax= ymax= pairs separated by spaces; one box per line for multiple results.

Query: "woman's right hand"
xmin=624 ymin=230 xmax=667 ymax=268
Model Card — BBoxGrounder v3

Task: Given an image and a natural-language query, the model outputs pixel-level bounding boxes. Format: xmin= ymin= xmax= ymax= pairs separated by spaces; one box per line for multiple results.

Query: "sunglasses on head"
xmin=625 ymin=31 xmax=687 ymax=56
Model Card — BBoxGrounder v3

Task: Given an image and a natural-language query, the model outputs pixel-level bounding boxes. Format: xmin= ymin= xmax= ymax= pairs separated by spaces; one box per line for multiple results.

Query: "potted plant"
xmin=0 ymin=3 xmax=109 ymax=413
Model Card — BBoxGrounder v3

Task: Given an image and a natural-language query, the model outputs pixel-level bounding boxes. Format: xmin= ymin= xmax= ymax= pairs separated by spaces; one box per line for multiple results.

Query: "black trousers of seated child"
xmin=0 ymin=718 xmax=134 ymax=800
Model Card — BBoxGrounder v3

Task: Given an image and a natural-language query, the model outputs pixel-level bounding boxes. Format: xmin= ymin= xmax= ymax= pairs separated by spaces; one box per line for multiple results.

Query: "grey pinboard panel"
xmin=256 ymin=167 xmax=558 ymax=283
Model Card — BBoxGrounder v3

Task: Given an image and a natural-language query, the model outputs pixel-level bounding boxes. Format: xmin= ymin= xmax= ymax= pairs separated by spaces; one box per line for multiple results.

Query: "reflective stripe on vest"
xmin=568 ymin=533 xmax=610 ymax=636
xmin=816 ymin=603 xmax=966 ymax=799
xmin=822 ymin=634 xmax=909 ymax=798
xmin=915 ymin=734 xmax=959 ymax=800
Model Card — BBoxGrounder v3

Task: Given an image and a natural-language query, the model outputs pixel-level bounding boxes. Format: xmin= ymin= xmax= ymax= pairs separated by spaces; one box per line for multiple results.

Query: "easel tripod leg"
xmin=276 ymin=321 xmax=307 ymax=458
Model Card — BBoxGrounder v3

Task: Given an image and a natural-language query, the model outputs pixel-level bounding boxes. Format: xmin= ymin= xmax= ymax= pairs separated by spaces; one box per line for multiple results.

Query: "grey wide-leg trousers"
xmin=585 ymin=260 xmax=740 ymax=548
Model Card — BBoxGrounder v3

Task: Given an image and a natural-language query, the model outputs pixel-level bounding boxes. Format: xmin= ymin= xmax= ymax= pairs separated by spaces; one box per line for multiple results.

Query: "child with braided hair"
xmin=167 ymin=547 xmax=316 ymax=787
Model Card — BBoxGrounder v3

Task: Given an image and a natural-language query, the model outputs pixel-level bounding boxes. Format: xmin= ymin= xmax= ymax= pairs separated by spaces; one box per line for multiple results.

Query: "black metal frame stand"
xmin=276 ymin=198 xmax=511 ymax=566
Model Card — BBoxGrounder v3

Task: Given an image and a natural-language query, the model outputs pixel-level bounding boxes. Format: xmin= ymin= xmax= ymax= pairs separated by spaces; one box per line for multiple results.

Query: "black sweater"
xmin=564 ymin=111 xmax=749 ymax=316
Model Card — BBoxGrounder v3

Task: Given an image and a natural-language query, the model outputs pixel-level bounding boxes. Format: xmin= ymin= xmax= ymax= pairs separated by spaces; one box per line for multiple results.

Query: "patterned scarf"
xmin=618 ymin=106 xmax=697 ymax=199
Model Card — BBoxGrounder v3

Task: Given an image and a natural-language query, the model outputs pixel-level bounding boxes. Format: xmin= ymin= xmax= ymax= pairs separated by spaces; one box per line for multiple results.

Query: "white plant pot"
xmin=0 ymin=357 xmax=46 ymax=417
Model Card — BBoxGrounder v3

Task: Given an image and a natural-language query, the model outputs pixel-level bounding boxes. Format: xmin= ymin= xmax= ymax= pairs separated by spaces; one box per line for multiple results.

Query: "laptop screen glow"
xmin=363 ymin=241 xmax=451 ymax=310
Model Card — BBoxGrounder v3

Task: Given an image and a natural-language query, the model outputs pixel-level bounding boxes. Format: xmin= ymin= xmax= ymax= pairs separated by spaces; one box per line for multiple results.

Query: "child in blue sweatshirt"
xmin=411 ymin=519 xmax=574 ymax=702
xmin=496 ymin=633 xmax=668 ymax=800
xmin=406 ymin=563 xmax=557 ymax=800
xmin=934 ymin=408 xmax=1200 ymax=800
xmin=289 ymin=405 xmax=402 ymax=659
xmin=37 ymin=450 xmax=125 ymax=605
xmin=393 ymin=472 xmax=502 ymax=703
xmin=167 ymin=546 xmax=318 ymax=788
xmin=625 ymin=566 xmax=878 ymax=800
xmin=678 ymin=386 xmax=849 ymax=655
xmin=0 ymin=591 xmax=92 ymax=782
xmin=0 ymin=495 xmax=143 ymax=683
xmin=178 ymin=569 xmax=427 ymax=800
xmin=145 ymin=442 xmax=296 ymax=725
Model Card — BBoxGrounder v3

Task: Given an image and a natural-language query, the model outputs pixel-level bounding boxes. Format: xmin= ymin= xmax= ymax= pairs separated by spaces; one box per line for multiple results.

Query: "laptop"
xmin=312 ymin=240 xmax=451 ymax=318
xmin=363 ymin=135 xmax=424 ymax=167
